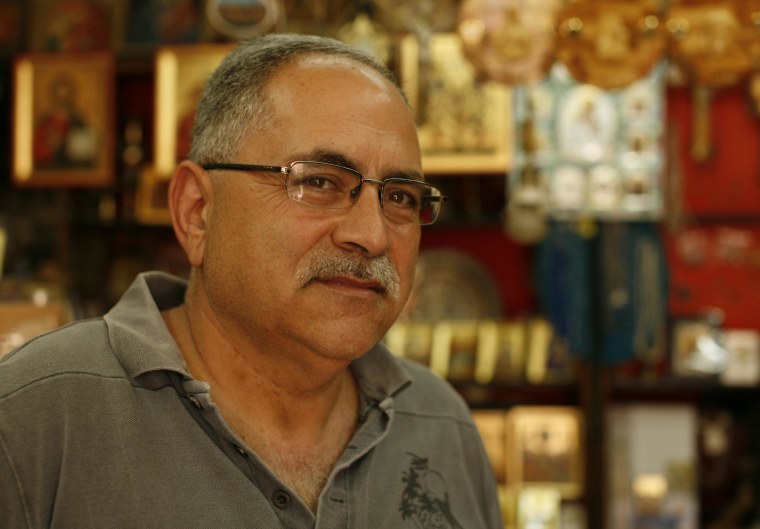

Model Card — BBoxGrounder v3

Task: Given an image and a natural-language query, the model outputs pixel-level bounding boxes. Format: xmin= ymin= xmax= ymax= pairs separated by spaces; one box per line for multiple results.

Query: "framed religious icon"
xmin=12 ymin=53 xmax=115 ymax=187
xmin=153 ymin=43 xmax=235 ymax=178
xmin=505 ymin=406 xmax=584 ymax=499
xmin=26 ymin=0 xmax=127 ymax=52
xmin=399 ymin=33 xmax=513 ymax=174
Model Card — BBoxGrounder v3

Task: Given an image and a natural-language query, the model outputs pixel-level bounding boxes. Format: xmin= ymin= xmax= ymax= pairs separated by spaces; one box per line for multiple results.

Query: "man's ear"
xmin=168 ymin=161 xmax=212 ymax=267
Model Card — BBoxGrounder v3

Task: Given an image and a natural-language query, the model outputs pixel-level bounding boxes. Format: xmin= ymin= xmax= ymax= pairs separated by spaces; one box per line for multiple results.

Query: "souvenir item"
xmin=672 ymin=318 xmax=728 ymax=377
xmin=28 ymin=0 xmax=121 ymax=52
xmin=557 ymin=85 xmax=617 ymax=164
xmin=336 ymin=11 xmax=391 ymax=63
xmin=516 ymin=487 xmax=561 ymax=529
xmin=475 ymin=320 xmax=527 ymax=384
xmin=403 ymin=248 xmax=503 ymax=322
xmin=511 ymin=62 xmax=665 ymax=222
xmin=555 ymin=0 xmax=666 ymax=89
xmin=588 ymin=164 xmax=621 ymax=212
xmin=719 ymin=329 xmax=760 ymax=385
xmin=668 ymin=0 xmax=753 ymax=161
xmin=205 ymin=0 xmax=279 ymax=39
xmin=551 ymin=165 xmax=586 ymax=212
xmin=400 ymin=33 xmax=513 ymax=174
xmin=383 ymin=322 xmax=433 ymax=367
xmin=506 ymin=165 xmax=550 ymax=244
xmin=443 ymin=321 xmax=480 ymax=381
xmin=621 ymin=170 xmax=657 ymax=212
xmin=13 ymin=53 xmax=115 ymax=187
xmin=668 ymin=0 xmax=751 ymax=88
xmin=457 ymin=0 xmax=562 ymax=84
xmin=153 ymin=44 xmax=235 ymax=178
xmin=597 ymin=222 xmax=668 ymax=366
xmin=737 ymin=1 xmax=760 ymax=110
xmin=536 ymin=223 xmax=593 ymax=359
xmin=507 ymin=89 xmax=549 ymax=243
xmin=505 ymin=406 xmax=584 ymax=499
xmin=524 ymin=317 xmax=553 ymax=383
xmin=374 ymin=0 xmax=457 ymax=34
xmin=376 ymin=0 xmax=457 ymax=124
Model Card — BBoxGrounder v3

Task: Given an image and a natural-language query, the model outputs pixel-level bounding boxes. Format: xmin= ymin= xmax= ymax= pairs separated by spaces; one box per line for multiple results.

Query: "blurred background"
xmin=2 ymin=1 xmax=760 ymax=528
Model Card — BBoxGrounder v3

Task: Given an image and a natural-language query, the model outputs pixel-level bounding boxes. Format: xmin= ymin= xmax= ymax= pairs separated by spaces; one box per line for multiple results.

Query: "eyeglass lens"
xmin=286 ymin=161 xmax=442 ymax=224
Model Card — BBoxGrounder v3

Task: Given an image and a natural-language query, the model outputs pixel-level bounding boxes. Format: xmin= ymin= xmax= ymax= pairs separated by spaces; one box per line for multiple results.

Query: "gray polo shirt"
xmin=0 ymin=272 xmax=502 ymax=528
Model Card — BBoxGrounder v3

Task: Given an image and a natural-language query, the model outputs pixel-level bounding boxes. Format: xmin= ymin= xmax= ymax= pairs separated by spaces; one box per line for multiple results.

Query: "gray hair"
xmin=189 ymin=33 xmax=403 ymax=165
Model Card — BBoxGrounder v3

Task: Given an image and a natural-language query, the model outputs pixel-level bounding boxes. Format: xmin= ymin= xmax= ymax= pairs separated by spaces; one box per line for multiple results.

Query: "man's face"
xmin=200 ymin=55 xmax=423 ymax=364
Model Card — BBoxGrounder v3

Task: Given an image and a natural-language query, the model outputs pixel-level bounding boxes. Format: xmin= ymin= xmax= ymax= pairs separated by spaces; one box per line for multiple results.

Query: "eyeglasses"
xmin=201 ymin=160 xmax=447 ymax=225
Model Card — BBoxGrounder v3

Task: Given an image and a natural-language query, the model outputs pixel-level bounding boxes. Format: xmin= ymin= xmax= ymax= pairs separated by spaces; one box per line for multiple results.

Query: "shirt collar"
xmin=351 ymin=343 xmax=413 ymax=402
xmin=104 ymin=271 xmax=190 ymax=382
xmin=104 ymin=271 xmax=415 ymax=400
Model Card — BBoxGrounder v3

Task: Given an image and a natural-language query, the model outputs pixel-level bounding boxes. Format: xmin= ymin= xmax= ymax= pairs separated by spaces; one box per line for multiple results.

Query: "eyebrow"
xmin=297 ymin=148 xmax=425 ymax=182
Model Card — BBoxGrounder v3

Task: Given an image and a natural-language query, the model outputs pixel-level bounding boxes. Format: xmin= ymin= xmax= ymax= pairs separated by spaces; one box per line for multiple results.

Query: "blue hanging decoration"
xmin=598 ymin=222 xmax=635 ymax=364
xmin=535 ymin=221 xmax=594 ymax=360
xmin=630 ymin=223 xmax=669 ymax=367
xmin=597 ymin=222 xmax=669 ymax=365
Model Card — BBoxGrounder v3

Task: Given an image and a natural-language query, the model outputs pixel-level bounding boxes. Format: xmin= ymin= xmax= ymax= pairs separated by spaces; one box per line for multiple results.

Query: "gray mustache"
xmin=295 ymin=250 xmax=401 ymax=301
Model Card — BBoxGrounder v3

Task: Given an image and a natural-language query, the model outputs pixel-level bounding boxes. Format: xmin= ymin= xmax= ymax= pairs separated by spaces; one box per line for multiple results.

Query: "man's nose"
xmin=331 ymin=181 xmax=391 ymax=257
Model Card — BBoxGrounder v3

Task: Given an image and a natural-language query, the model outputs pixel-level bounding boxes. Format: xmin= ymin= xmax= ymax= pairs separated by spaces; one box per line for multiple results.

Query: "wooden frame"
xmin=12 ymin=52 xmax=115 ymax=187
xmin=399 ymin=33 xmax=513 ymax=175
xmin=153 ymin=43 xmax=235 ymax=179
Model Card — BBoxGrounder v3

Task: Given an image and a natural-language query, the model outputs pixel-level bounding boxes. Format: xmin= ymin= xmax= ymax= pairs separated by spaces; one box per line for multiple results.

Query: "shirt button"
xmin=273 ymin=490 xmax=291 ymax=509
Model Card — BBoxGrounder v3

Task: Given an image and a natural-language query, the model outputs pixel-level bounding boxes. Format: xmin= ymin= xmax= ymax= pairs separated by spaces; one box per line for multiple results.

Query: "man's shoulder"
xmin=0 ymin=317 xmax=124 ymax=399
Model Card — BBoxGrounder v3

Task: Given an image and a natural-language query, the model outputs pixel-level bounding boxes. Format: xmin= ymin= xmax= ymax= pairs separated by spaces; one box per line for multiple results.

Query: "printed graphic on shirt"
xmin=399 ymin=452 xmax=464 ymax=529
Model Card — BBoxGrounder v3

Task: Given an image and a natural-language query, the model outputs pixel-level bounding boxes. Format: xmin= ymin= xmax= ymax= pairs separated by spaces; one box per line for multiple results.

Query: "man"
xmin=0 ymin=34 xmax=502 ymax=528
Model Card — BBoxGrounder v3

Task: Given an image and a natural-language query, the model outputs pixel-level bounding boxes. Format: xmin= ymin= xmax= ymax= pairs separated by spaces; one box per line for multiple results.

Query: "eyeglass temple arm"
xmin=201 ymin=163 xmax=285 ymax=174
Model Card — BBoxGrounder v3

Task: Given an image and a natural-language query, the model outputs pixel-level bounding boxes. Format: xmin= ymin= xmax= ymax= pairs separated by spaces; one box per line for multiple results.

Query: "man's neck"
xmin=161 ymin=303 xmax=361 ymax=511
xmin=161 ymin=303 xmax=359 ymax=436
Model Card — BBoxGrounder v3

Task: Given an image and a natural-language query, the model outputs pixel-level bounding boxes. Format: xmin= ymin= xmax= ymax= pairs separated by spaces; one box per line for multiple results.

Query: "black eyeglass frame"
xmin=201 ymin=160 xmax=447 ymax=225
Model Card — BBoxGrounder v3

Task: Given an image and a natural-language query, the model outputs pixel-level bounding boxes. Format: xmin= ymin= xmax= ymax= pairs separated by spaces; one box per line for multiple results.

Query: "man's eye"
xmin=386 ymin=188 xmax=420 ymax=209
xmin=299 ymin=176 xmax=340 ymax=190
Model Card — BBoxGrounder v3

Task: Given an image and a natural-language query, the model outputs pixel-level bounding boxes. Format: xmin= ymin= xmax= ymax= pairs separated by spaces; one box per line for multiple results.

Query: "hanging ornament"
xmin=205 ymin=0 xmax=280 ymax=39
xmin=555 ymin=0 xmax=666 ymax=89
xmin=457 ymin=0 xmax=562 ymax=85
xmin=667 ymin=0 xmax=754 ymax=162
xmin=337 ymin=13 xmax=391 ymax=64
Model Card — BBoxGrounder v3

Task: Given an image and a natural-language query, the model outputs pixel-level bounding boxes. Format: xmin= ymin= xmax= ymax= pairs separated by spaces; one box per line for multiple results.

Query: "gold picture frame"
xmin=399 ymin=33 xmax=513 ymax=175
xmin=153 ymin=43 xmax=235 ymax=179
xmin=505 ymin=406 xmax=584 ymax=499
xmin=12 ymin=52 xmax=115 ymax=187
